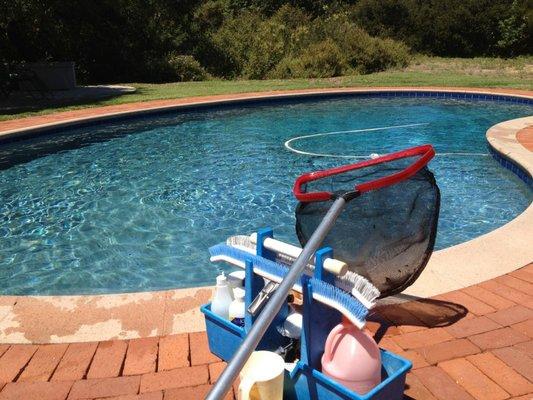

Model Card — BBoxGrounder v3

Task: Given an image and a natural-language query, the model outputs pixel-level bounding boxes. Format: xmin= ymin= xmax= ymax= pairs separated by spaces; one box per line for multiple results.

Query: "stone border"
xmin=400 ymin=115 xmax=533 ymax=299
xmin=488 ymin=117 xmax=533 ymax=186
xmin=1 ymin=87 xmax=531 ymax=140
xmin=0 ymin=87 xmax=531 ymax=343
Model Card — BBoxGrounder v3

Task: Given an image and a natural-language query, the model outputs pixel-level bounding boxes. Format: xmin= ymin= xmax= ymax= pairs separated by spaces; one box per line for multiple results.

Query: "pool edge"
xmin=400 ymin=115 xmax=533 ymax=299
xmin=0 ymin=87 xmax=531 ymax=344
xmin=1 ymin=86 xmax=532 ymax=141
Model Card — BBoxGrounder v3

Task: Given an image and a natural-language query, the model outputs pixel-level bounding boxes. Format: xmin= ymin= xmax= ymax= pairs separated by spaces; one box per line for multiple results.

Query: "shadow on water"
xmin=0 ymin=92 xmax=349 ymax=170
xmin=0 ymin=104 xmax=210 ymax=170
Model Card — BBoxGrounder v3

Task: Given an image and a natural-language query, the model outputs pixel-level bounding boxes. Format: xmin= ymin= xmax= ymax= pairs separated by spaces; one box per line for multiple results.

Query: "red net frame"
xmin=293 ymin=145 xmax=435 ymax=202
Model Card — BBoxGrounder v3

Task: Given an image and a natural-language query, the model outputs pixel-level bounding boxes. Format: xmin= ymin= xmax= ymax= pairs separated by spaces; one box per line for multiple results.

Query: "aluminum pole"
xmin=206 ymin=196 xmax=348 ymax=400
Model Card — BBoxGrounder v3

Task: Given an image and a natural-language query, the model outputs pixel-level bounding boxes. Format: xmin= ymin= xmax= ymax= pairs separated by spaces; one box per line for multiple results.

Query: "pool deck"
xmin=0 ymin=264 xmax=531 ymax=400
xmin=0 ymin=87 xmax=531 ymax=398
xmin=0 ymin=87 xmax=531 ymax=344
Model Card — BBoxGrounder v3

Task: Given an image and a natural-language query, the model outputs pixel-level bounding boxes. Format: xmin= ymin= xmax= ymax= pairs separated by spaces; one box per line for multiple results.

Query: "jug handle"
xmin=238 ymin=376 xmax=255 ymax=400
xmin=322 ymin=323 xmax=345 ymax=364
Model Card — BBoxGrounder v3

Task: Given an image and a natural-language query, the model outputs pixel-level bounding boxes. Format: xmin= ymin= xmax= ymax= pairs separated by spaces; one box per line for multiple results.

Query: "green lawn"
xmin=2 ymin=56 xmax=532 ymax=121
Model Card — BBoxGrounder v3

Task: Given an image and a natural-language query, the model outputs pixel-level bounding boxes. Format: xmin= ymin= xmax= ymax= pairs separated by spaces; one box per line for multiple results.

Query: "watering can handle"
xmin=322 ymin=323 xmax=345 ymax=364
xmin=238 ymin=376 xmax=254 ymax=400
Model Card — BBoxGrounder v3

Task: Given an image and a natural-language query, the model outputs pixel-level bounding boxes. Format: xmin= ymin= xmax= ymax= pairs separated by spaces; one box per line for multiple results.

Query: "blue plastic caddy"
xmin=201 ymin=229 xmax=412 ymax=399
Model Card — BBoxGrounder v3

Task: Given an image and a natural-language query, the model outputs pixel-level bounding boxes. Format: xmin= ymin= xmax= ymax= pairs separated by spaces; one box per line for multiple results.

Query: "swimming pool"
xmin=0 ymin=94 xmax=531 ymax=295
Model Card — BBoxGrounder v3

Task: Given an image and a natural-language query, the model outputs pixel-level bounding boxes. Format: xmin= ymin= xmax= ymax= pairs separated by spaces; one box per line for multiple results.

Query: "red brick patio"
xmin=0 ymin=264 xmax=531 ymax=400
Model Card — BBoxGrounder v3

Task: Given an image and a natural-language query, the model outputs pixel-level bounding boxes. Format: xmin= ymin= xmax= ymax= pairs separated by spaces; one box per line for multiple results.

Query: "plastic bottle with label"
xmin=229 ymin=287 xmax=246 ymax=327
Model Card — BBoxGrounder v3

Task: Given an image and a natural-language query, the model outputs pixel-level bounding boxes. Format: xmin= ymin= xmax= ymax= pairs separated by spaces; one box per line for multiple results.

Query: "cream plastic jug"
xmin=238 ymin=351 xmax=285 ymax=400
xmin=321 ymin=318 xmax=381 ymax=394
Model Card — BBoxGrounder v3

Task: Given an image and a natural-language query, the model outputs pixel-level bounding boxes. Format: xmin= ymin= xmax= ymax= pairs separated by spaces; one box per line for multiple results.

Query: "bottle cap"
xmin=233 ymin=287 xmax=245 ymax=300
xmin=216 ymin=273 xmax=227 ymax=286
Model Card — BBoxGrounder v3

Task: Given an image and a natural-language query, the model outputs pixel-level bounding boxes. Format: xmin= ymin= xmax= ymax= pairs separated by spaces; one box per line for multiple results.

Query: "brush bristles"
xmin=218 ymin=241 xmax=380 ymax=308
xmin=209 ymin=243 xmax=370 ymax=327
xmin=226 ymin=236 xmax=377 ymax=302
xmin=305 ymin=275 xmax=368 ymax=325
xmin=349 ymin=273 xmax=380 ymax=309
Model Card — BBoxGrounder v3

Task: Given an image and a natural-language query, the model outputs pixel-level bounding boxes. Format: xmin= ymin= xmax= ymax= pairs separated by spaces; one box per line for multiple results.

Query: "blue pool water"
xmin=0 ymin=95 xmax=531 ymax=295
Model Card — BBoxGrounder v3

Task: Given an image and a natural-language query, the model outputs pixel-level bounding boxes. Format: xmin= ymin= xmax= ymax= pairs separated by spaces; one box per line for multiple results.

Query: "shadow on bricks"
xmin=371 ymin=298 xmax=468 ymax=341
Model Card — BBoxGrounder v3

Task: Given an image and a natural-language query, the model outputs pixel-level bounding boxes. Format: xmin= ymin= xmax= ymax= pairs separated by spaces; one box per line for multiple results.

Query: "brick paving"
xmin=0 ymin=264 xmax=530 ymax=399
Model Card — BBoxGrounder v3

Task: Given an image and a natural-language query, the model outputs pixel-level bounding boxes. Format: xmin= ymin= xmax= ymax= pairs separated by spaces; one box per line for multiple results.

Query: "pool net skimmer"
xmin=207 ymin=144 xmax=440 ymax=399
xmin=294 ymin=144 xmax=441 ymax=298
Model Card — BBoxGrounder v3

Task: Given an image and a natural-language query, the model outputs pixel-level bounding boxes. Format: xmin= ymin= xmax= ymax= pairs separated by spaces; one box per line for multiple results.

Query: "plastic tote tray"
xmin=201 ymin=303 xmax=245 ymax=361
xmin=201 ymin=301 xmax=411 ymax=400
xmin=201 ymin=230 xmax=411 ymax=399
xmin=201 ymin=301 xmax=289 ymax=361
xmin=200 ymin=267 xmax=411 ymax=400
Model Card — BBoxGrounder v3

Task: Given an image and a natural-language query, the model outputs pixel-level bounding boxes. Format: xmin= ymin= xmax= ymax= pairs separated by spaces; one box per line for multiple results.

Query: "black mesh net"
xmin=295 ymin=158 xmax=440 ymax=298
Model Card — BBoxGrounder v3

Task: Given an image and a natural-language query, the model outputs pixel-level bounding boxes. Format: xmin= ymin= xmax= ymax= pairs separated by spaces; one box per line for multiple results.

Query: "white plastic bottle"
xmin=211 ymin=273 xmax=233 ymax=320
xmin=229 ymin=287 xmax=246 ymax=327
xmin=279 ymin=311 xmax=303 ymax=339
xmin=228 ymin=270 xmax=245 ymax=296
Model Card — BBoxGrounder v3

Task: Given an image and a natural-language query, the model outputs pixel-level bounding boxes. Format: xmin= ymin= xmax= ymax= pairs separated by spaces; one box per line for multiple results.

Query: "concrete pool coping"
xmin=0 ymin=87 xmax=531 ymax=343
xmin=0 ymin=263 xmax=531 ymax=400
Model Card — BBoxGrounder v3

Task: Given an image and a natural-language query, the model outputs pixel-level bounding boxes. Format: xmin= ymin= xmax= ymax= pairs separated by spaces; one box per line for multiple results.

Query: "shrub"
xmin=240 ymin=19 xmax=288 ymax=79
xmin=243 ymin=5 xmax=310 ymax=78
xmin=166 ymin=55 xmax=209 ymax=81
xmin=146 ymin=54 xmax=209 ymax=82
xmin=211 ymin=11 xmax=263 ymax=77
xmin=193 ymin=0 xmax=226 ymax=31
xmin=212 ymin=5 xmax=310 ymax=79
xmin=190 ymin=1 xmax=240 ymax=78
xmin=309 ymin=15 xmax=411 ymax=74
xmin=271 ymin=39 xmax=347 ymax=78
xmin=496 ymin=0 xmax=530 ymax=56
xmin=352 ymin=0 xmax=415 ymax=41
xmin=352 ymin=0 xmax=531 ymax=57
xmin=350 ymin=36 xmax=411 ymax=73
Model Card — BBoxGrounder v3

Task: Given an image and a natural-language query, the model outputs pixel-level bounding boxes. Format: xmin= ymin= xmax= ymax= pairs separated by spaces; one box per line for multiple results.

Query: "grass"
xmin=1 ymin=56 xmax=532 ymax=121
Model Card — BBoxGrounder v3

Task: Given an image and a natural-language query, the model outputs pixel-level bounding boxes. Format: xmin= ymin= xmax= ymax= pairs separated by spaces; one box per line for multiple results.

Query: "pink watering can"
xmin=321 ymin=317 xmax=382 ymax=394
